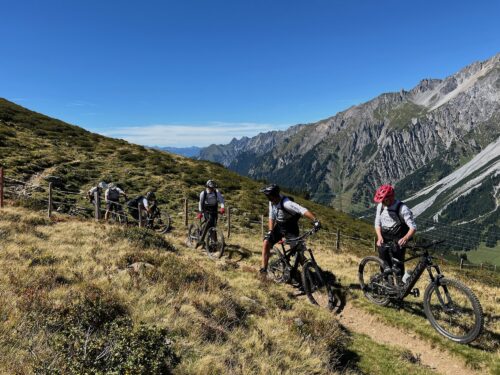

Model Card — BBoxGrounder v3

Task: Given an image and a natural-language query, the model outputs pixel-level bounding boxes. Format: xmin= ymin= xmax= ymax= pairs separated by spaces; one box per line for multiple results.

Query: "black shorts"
xmin=265 ymin=223 xmax=300 ymax=247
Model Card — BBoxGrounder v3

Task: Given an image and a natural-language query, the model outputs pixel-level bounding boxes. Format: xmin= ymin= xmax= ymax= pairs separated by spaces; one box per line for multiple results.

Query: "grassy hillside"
xmin=0 ymin=206 xmax=454 ymax=375
xmin=0 ymin=98 xmax=372 ymax=242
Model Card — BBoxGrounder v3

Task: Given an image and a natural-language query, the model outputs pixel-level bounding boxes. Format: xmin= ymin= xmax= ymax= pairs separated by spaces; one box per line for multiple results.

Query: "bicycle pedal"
xmin=410 ymin=288 xmax=420 ymax=297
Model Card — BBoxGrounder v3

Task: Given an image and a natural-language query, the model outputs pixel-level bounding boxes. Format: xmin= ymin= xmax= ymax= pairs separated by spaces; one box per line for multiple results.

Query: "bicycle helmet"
xmin=260 ymin=184 xmax=280 ymax=197
xmin=146 ymin=191 xmax=156 ymax=201
xmin=98 ymin=181 xmax=108 ymax=190
xmin=206 ymin=180 xmax=217 ymax=188
xmin=373 ymin=184 xmax=395 ymax=203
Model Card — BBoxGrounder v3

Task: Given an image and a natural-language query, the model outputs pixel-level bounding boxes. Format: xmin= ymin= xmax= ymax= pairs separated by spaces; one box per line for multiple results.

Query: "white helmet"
xmin=98 ymin=181 xmax=108 ymax=189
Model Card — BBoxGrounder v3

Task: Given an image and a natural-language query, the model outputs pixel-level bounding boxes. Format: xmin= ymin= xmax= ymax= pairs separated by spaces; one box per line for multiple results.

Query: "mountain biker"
xmin=260 ymin=184 xmax=321 ymax=275
xmin=87 ymin=181 xmax=108 ymax=203
xmin=197 ymin=180 xmax=225 ymax=246
xmin=104 ymin=183 xmax=128 ymax=221
xmin=374 ymin=184 xmax=417 ymax=276
xmin=127 ymin=191 xmax=157 ymax=223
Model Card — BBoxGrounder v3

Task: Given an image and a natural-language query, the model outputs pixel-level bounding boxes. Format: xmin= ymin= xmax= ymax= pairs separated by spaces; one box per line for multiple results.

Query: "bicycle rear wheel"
xmin=152 ymin=211 xmax=171 ymax=233
xmin=423 ymin=277 xmax=483 ymax=344
xmin=187 ymin=223 xmax=200 ymax=248
xmin=358 ymin=256 xmax=390 ymax=306
xmin=302 ymin=260 xmax=335 ymax=310
xmin=268 ymin=247 xmax=291 ymax=284
xmin=205 ymin=227 xmax=224 ymax=259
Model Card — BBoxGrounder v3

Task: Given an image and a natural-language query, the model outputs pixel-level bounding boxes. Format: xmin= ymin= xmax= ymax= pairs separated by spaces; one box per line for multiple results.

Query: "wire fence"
xmin=1 ymin=167 xmax=499 ymax=273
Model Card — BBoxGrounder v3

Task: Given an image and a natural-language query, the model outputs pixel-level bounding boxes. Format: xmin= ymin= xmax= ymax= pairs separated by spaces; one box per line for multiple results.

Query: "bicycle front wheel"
xmin=187 ymin=223 xmax=200 ymax=248
xmin=423 ymin=277 xmax=483 ymax=344
xmin=205 ymin=227 xmax=224 ymax=259
xmin=358 ymin=256 xmax=390 ymax=306
xmin=302 ymin=260 xmax=335 ymax=310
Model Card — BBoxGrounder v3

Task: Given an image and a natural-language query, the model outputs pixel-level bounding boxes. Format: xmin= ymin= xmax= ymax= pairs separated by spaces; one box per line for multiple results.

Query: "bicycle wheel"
xmin=187 ymin=223 xmax=200 ymax=248
xmin=358 ymin=256 xmax=390 ymax=306
xmin=423 ymin=277 xmax=483 ymax=344
xmin=152 ymin=212 xmax=171 ymax=233
xmin=268 ymin=247 xmax=291 ymax=284
xmin=205 ymin=227 xmax=224 ymax=259
xmin=302 ymin=260 xmax=335 ymax=310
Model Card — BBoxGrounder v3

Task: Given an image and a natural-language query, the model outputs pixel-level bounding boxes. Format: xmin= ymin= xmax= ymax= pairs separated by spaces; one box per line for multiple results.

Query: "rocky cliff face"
xmin=199 ymin=53 xmax=500 ymax=213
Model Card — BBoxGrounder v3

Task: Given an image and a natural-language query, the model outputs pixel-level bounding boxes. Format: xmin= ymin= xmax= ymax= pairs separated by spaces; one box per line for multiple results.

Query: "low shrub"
xmin=109 ymin=226 xmax=176 ymax=252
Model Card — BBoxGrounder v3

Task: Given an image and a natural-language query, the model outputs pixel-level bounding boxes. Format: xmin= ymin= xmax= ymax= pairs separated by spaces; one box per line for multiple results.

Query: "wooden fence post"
xmin=94 ymin=190 xmax=101 ymax=221
xmin=480 ymin=263 xmax=483 ymax=270
xmin=336 ymin=229 xmax=340 ymax=251
xmin=138 ymin=203 xmax=143 ymax=227
xmin=460 ymin=258 xmax=463 ymax=269
xmin=227 ymin=205 xmax=231 ymax=239
xmin=183 ymin=198 xmax=188 ymax=227
xmin=47 ymin=182 xmax=53 ymax=218
xmin=261 ymin=215 xmax=264 ymax=239
xmin=0 ymin=167 xmax=3 ymax=208
xmin=373 ymin=237 xmax=377 ymax=252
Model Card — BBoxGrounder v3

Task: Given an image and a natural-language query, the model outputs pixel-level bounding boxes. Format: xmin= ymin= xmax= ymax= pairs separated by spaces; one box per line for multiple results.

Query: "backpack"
xmin=383 ymin=201 xmax=410 ymax=239
xmin=279 ymin=196 xmax=301 ymax=221
xmin=201 ymin=190 xmax=219 ymax=211
xmin=128 ymin=195 xmax=144 ymax=208
xmin=107 ymin=188 xmax=120 ymax=201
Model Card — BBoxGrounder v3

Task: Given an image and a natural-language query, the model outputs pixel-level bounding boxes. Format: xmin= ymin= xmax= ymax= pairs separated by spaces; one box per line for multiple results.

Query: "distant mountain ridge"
xmin=199 ymin=53 xmax=500 ymax=248
xmin=200 ymin=53 xmax=500 ymax=202
xmin=154 ymin=146 xmax=201 ymax=158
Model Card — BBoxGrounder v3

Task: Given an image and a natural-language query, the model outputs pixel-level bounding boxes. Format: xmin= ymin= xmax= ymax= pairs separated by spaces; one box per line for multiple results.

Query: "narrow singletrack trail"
xmin=338 ymin=303 xmax=481 ymax=375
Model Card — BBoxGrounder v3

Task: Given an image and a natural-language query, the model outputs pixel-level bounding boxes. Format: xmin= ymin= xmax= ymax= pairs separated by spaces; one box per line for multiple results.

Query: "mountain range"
xmin=199 ymin=53 xmax=500 ymax=250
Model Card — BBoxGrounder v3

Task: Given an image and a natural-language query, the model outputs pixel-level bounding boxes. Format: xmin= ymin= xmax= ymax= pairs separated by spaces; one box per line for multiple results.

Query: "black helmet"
xmin=145 ymin=191 xmax=156 ymax=201
xmin=260 ymin=184 xmax=280 ymax=196
xmin=206 ymin=180 xmax=217 ymax=188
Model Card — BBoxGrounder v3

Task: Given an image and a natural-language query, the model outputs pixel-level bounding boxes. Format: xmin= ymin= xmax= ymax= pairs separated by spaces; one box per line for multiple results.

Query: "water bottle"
xmin=402 ymin=271 xmax=412 ymax=284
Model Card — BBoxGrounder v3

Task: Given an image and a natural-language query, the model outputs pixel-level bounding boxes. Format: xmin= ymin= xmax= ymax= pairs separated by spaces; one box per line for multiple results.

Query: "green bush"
xmin=34 ymin=285 xmax=179 ymax=374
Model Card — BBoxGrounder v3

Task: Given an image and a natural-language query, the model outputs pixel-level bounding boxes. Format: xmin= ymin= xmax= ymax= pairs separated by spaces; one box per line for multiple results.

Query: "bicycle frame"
xmin=385 ymin=243 xmax=444 ymax=299
xmin=276 ymin=240 xmax=308 ymax=278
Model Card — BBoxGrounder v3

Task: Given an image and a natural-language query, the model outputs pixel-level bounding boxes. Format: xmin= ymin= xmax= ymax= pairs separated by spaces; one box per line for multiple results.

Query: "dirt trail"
xmin=338 ymin=303 xmax=480 ymax=375
xmin=238 ymin=260 xmax=481 ymax=375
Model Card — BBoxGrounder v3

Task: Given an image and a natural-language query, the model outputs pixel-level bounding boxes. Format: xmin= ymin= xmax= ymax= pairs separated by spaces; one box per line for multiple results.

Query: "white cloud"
xmin=100 ymin=122 xmax=290 ymax=147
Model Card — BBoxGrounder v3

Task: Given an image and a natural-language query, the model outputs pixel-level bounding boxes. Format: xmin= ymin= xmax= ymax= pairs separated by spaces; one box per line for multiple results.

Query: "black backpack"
xmin=383 ymin=201 xmax=410 ymax=239
xmin=201 ymin=190 xmax=219 ymax=211
xmin=107 ymin=188 xmax=120 ymax=201
xmin=279 ymin=196 xmax=301 ymax=221
xmin=128 ymin=195 xmax=144 ymax=208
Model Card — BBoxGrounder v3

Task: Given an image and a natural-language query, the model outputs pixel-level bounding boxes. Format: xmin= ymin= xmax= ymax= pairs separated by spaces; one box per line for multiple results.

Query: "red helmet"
xmin=373 ymin=184 xmax=395 ymax=203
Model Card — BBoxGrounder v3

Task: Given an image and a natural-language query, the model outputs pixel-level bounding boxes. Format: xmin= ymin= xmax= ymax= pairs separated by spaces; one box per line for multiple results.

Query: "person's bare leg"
xmin=262 ymin=240 xmax=272 ymax=270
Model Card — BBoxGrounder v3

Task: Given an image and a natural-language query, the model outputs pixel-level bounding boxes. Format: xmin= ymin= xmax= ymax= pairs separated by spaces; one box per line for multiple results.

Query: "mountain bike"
xmin=268 ymin=227 xmax=340 ymax=311
xmin=358 ymin=240 xmax=483 ymax=344
xmin=145 ymin=204 xmax=171 ymax=233
xmin=186 ymin=211 xmax=224 ymax=259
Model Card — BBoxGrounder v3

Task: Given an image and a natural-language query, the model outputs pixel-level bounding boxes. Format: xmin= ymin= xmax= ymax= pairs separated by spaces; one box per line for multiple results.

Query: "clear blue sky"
xmin=1 ymin=0 xmax=499 ymax=146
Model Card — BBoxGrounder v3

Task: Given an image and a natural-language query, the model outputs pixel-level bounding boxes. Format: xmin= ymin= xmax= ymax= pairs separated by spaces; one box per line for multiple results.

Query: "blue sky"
xmin=1 ymin=0 xmax=499 ymax=147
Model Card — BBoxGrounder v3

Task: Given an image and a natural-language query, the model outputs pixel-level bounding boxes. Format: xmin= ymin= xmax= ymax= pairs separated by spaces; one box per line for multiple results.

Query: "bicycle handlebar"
xmin=284 ymin=227 xmax=319 ymax=244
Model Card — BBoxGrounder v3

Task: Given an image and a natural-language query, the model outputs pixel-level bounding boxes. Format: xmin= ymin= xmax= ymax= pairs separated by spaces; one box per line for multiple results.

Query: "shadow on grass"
xmin=224 ymin=244 xmax=253 ymax=263
xmin=285 ymin=270 xmax=348 ymax=315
